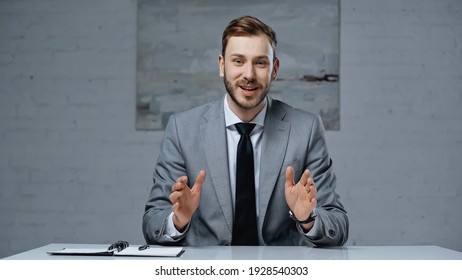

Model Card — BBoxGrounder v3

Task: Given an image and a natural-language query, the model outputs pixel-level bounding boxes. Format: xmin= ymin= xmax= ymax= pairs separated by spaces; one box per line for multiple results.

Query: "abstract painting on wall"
xmin=137 ymin=0 xmax=339 ymax=130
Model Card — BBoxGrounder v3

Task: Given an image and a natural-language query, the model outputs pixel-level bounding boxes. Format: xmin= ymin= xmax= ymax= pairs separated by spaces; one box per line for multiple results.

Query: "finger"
xmin=285 ymin=166 xmax=295 ymax=188
xmin=172 ymin=176 xmax=188 ymax=192
xmin=172 ymin=182 xmax=185 ymax=192
xmin=172 ymin=182 xmax=187 ymax=192
xmin=169 ymin=191 xmax=183 ymax=203
xmin=172 ymin=202 xmax=179 ymax=212
xmin=192 ymin=170 xmax=206 ymax=193
xmin=310 ymin=184 xmax=317 ymax=195
xmin=307 ymin=176 xmax=315 ymax=187
xmin=176 ymin=175 xmax=188 ymax=184
xmin=307 ymin=185 xmax=317 ymax=200
xmin=311 ymin=197 xmax=317 ymax=208
xmin=174 ymin=174 xmax=189 ymax=188
xmin=298 ymin=169 xmax=310 ymax=186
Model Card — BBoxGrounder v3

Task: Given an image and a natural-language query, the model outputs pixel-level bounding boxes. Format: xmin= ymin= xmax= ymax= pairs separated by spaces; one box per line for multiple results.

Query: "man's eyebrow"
xmin=254 ymin=55 xmax=270 ymax=60
xmin=229 ymin=53 xmax=245 ymax=58
xmin=229 ymin=54 xmax=270 ymax=60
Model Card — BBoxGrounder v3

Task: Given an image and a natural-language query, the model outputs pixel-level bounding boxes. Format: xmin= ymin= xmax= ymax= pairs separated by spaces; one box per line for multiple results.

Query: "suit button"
xmin=154 ymin=230 xmax=160 ymax=238
xmin=328 ymin=230 xmax=336 ymax=237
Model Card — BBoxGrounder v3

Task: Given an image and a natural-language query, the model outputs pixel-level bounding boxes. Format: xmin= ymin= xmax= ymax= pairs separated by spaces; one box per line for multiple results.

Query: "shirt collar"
xmin=224 ymin=94 xmax=267 ymax=128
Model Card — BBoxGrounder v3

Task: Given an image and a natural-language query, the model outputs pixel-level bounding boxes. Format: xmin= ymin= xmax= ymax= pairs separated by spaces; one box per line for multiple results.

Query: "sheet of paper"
xmin=114 ymin=246 xmax=184 ymax=257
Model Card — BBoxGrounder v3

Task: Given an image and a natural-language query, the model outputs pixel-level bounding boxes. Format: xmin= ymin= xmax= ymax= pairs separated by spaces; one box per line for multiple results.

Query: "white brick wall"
xmin=0 ymin=0 xmax=157 ymax=256
xmin=0 ymin=0 xmax=461 ymax=257
xmin=334 ymin=0 xmax=462 ymax=249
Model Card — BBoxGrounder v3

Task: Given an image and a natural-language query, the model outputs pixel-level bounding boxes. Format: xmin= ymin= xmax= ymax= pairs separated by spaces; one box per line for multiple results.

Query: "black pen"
xmin=108 ymin=240 xmax=129 ymax=252
xmin=138 ymin=244 xmax=150 ymax=251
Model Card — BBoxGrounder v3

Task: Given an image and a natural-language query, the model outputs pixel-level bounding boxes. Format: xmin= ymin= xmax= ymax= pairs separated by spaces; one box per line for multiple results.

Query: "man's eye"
xmin=256 ymin=60 xmax=268 ymax=66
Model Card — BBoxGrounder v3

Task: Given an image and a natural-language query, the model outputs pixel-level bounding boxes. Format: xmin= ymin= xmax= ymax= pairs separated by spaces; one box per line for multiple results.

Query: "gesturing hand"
xmin=284 ymin=166 xmax=317 ymax=230
xmin=169 ymin=170 xmax=206 ymax=231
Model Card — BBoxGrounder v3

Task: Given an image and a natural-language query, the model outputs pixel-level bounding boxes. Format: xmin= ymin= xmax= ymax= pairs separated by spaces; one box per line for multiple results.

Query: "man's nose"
xmin=243 ymin=63 xmax=256 ymax=81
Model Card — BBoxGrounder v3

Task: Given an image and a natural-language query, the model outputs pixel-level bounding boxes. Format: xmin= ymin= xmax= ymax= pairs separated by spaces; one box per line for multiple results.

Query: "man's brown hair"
xmin=221 ymin=15 xmax=277 ymax=60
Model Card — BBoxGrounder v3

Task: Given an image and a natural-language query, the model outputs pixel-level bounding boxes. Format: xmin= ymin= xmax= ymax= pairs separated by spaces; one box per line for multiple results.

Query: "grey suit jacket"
xmin=143 ymin=96 xmax=348 ymax=246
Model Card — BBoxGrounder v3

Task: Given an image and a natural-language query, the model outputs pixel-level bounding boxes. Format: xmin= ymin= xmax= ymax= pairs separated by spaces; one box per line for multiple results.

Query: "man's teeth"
xmin=241 ymin=86 xmax=257 ymax=90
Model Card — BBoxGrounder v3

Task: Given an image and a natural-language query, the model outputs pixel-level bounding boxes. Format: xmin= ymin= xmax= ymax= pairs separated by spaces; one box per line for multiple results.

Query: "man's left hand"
xmin=284 ymin=166 xmax=317 ymax=231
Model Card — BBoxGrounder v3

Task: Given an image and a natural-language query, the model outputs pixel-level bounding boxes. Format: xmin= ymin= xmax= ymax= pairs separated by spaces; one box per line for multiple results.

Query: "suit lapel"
xmin=258 ymin=97 xmax=290 ymax=228
xmin=200 ymin=98 xmax=234 ymax=234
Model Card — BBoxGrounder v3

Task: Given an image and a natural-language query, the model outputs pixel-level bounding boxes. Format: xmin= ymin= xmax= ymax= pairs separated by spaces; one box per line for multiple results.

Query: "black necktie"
xmin=232 ymin=122 xmax=258 ymax=245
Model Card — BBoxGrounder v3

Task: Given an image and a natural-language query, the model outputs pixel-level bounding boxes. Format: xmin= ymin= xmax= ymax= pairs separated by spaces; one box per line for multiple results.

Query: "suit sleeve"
xmin=302 ymin=114 xmax=349 ymax=246
xmin=142 ymin=114 xmax=189 ymax=245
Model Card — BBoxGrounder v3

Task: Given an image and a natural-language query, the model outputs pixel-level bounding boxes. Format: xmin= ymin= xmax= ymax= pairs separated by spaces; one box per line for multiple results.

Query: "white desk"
xmin=4 ymin=243 xmax=462 ymax=260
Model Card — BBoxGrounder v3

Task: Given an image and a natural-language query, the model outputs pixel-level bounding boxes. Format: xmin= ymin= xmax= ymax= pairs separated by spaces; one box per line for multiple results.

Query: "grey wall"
xmin=0 ymin=0 xmax=461 ymax=258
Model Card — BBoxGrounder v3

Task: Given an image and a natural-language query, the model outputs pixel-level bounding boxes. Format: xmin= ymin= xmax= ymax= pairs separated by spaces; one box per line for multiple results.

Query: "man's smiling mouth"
xmin=239 ymin=85 xmax=258 ymax=91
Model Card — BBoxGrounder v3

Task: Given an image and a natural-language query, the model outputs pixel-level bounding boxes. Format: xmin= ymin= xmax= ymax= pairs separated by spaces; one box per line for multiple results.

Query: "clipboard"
xmin=46 ymin=241 xmax=184 ymax=257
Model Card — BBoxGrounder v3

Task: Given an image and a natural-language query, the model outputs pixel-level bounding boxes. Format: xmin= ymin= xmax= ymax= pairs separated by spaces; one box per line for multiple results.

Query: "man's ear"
xmin=218 ymin=55 xmax=225 ymax=77
xmin=272 ymin=57 xmax=280 ymax=81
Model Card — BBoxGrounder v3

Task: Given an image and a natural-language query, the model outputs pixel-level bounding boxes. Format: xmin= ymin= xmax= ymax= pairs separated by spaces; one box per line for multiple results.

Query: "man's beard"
xmin=223 ymin=74 xmax=270 ymax=111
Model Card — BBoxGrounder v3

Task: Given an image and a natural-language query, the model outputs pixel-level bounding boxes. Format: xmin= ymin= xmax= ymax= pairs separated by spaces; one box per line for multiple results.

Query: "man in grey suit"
xmin=143 ymin=16 xmax=348 ymax=246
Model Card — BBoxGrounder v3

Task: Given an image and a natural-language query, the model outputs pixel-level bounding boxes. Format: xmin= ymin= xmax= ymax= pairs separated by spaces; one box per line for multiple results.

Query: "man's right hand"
xmin=169 ymin=170 xmax=206 ymax=232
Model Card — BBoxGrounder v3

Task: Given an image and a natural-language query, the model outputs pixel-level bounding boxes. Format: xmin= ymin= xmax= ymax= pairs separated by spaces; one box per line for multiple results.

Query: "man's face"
xmin=219 ymin=35 xmax=279 ymax=112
